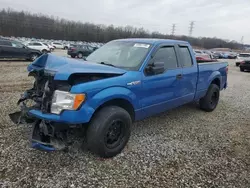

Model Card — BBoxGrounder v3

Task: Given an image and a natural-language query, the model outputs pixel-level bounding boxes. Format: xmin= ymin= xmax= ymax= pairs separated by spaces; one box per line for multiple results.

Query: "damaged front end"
xmin=9 ymin=66 xmax=70 ymax=151
xmin=9 ymin=54 xmax=126 ymax=152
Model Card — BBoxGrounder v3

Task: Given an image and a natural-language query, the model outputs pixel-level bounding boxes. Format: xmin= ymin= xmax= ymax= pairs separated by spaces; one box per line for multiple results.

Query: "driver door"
xmin=141 ymin=45 xmax=183 ymax=117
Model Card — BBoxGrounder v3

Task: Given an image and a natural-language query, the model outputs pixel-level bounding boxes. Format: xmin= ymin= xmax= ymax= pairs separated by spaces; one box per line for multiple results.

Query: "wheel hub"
xmin=105 ymin=120 xmax=124 ymax=149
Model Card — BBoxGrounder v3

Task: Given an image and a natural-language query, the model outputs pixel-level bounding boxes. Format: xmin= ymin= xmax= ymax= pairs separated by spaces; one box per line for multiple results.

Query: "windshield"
xmin=86 ymin=41 xmax=151 ymax=70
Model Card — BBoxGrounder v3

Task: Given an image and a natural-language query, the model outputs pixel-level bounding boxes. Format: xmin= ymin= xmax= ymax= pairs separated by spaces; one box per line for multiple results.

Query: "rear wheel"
xmin=86 ymin=106 xmax=132 ymax=158
xmin=71 ymin=55 xmax=76 ymax=58
xmin=240 ymin=67 xmax=244 ymax=72
xmin=77 ymin=52 xmax=83 ymax=59
xmin=200 ymin=84 xmax=220 ymax=112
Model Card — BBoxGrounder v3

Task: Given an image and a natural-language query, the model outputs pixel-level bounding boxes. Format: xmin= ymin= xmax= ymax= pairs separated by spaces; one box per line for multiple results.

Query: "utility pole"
xmin=171 ymin=24 xmax=176 ymax=36
xmin=240 ymin=36 xmax=244 ymax=50
xmin=189 ymin=21 xmax=195 ymax=36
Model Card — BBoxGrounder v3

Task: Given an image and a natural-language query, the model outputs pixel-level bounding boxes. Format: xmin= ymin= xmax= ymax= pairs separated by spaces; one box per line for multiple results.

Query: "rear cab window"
xmin=178 ymin=46 xmax=193 ymax=67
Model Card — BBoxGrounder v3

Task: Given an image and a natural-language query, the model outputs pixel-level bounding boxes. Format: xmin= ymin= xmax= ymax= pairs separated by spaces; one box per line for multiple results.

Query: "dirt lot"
xmin=0 ymin=51 xmax=250 ymax=187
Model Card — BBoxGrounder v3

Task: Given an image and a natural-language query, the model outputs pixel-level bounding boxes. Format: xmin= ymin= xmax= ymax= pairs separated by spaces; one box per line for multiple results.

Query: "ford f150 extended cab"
xmin=9 ymin=39 xmax=228 ymax=158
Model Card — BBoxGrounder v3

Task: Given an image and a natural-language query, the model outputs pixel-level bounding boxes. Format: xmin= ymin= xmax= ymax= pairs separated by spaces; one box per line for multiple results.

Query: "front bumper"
xmin=29 ymin=103 xmax=94 ymax=124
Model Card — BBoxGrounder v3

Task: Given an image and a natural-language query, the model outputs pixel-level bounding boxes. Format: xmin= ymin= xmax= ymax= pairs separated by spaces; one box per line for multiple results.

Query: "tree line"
xmin=0 ymin=8 xmax=241 ymax=49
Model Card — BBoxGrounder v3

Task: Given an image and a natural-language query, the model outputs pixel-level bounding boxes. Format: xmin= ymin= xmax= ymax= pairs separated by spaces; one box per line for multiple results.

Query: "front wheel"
xmin=199 ymin=84 xmax=220 ymax=112
xmin=86 ymin=106 xmax=132 ymax=158
xmin=29 ymin=53 xmax=39 ymax=61
xmin=240 ymin=67 xmax=244 ymax=72
xmin=42 ymin=49 xmax=48 ymax=54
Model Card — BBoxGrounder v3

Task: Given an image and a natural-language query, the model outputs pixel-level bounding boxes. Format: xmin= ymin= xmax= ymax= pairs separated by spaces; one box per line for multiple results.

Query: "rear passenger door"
xmin=176 ymin=45 xmax=198 ymax=103
xmin=141 ymin=45 xmax=183 ymax=117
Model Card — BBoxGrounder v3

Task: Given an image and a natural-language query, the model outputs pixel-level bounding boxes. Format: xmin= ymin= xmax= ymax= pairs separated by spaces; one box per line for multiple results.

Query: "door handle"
xmin=176 ymin=74 xmax=183 ymax=79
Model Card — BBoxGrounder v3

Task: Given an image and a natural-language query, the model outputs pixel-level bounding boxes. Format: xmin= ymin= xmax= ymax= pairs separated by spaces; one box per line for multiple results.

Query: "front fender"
xmin=88 ymin=87 xmax=138 ymax=110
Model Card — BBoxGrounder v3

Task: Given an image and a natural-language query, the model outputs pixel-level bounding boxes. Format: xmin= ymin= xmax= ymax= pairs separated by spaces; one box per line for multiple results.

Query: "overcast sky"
xmin=1 ymin=0 xmax=250 ymax=43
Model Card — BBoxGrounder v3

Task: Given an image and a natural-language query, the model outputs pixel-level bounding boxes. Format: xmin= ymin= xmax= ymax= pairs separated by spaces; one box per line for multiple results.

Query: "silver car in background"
xmin=235 ymin=53 xmax=250 ymax=66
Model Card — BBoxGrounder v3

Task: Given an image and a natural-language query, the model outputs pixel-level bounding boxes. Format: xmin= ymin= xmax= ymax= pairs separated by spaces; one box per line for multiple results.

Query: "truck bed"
xmin=195 ymin=61 xmax=228 ymax=99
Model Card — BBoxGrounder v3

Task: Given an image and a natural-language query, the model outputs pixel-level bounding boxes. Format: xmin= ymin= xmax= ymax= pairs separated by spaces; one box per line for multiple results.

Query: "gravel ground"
xmin=0 ymin=53 xmax=250 ymax=188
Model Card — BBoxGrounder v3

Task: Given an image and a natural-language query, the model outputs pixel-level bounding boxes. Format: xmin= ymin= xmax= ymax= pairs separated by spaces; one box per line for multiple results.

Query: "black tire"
xmin=200 ymin=84 xmax=220 ymax=112
xmin=29 ymin=53 xmax=39 ymax=61
xmin=240 ymin=67 xmax=244 ymax=72
xmin=77 ymin=52 xmax=83 ymax=59
xmin=64 ymin=46 xmax=68 ymax=50
xmin=42 ymin=49 xmax=48 ymax=54
xmin=71 ymin=55 xmax=76 ymax=58
xmin=86 ymin=106 xmax=132 ymax=158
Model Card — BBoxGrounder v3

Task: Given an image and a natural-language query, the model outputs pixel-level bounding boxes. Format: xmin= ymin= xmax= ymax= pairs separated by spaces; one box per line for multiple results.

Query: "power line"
xmin=171 ymin=24 xmax=176 ymax=36
xmin=189 ymin=21 xmax=195 ymax=36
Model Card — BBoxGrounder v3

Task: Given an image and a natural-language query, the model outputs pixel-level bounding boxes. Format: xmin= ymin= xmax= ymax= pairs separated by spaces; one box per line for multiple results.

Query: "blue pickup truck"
xmin=10 ymin=39 xmax=228 ymax=158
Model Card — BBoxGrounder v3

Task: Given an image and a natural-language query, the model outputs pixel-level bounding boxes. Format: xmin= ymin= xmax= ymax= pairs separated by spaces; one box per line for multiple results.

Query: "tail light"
xmin=240 ymin=61 xmax=245 ymax=65
xmin=196 ymin=57 xmax=203 ymax=60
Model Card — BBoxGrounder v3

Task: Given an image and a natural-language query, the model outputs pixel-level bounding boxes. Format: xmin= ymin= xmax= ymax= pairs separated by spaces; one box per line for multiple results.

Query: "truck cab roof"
xmin=114 ymin=38 xmax=189 ymax=45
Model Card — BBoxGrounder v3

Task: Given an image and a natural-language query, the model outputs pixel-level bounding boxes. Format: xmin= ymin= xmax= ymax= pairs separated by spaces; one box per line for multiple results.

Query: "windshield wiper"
xmin=99 ymin=62 xmax=116 ymax=67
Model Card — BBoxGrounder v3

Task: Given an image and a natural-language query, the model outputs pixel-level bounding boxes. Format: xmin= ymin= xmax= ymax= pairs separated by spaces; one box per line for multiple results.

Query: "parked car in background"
xmin=63 ymin=43 xmax=71 ymax=50
xmin=0 ymin=38 xmax=41 ymax=61
xmin=211 ymin=52 xmax=220 ymax=59
xmin=67 ymin=44 xmax=97 ymax=58
xmin=51 ymin=42 xmax=64 ymax=49
xmin=10 ymin=38 xmax=228 ymax=158
xmin=43 ymin=43 xmax=55 ymax=51
xmin=228 ymin=52 xmax=237 ymax=59
xmin=25 ymin=42 xmax=50 ymax=53
xmin=235 ymin=53 xmax=250 ymax=66
xmin=194 ymin=50 xmax=213 ymax=62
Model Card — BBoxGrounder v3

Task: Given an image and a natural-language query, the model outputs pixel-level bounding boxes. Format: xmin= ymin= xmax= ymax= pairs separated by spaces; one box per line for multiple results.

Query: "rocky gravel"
xmin=0 ymin=56 xmax=250 ymax=188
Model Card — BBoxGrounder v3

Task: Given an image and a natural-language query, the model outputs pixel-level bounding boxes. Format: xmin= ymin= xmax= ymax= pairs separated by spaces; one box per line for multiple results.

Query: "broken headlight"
xmin=51 ymin=90 xmax=85 ymax=114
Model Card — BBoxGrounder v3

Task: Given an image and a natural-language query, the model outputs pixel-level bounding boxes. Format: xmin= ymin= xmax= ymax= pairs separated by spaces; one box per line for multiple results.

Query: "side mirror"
xmin=145 ymin=62 xmax=165 ymax=75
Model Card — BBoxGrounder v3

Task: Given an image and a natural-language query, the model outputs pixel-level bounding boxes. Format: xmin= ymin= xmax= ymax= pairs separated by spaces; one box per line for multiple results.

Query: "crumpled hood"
xmin=27 ymin=54 xmax=126 ymax=80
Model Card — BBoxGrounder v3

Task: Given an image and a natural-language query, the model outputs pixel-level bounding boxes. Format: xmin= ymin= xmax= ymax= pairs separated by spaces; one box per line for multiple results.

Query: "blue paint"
xmin=31 ymin=142 xmax=55 ymax=152
xmin=28 ymin=39 xmax=228 ymax=124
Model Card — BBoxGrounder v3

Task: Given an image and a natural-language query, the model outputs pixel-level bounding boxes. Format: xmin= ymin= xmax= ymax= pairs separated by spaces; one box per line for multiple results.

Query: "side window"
xmin=151 ymin=46 xmax=178 ymax=70
xmin=179 ymin=47 xmax=193 ymax=67
xmin=11 ymin=42 xmax=23 ymax=48
xmin=34 ymin=43 xmax=42 ymax=46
